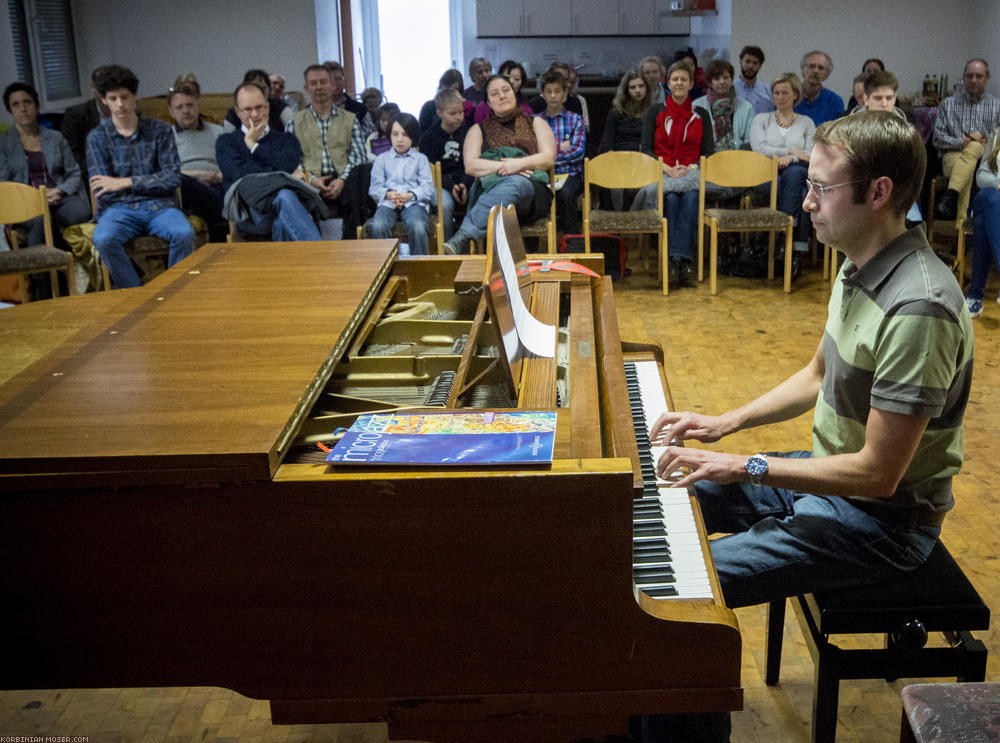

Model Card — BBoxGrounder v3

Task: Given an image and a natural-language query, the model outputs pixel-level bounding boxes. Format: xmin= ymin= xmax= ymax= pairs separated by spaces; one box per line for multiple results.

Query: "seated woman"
xmin=602 ymin=69 xmax=652 ymax=153
xmin=692 ymin=59 xmax=754 ymax=152
xmin=0 ymin=82 xmax=91 ymax=248
xmin=633 ymin=60 xmax=714 ymax=286
xmin=475 ymin=60 xmax=533 ymax=125
xmin=749 ymin=72 xmax=815 ymax=251
xmin=443 ymin=75 xmax=555 ymax=254
xmin=966 ymin=127 xmax=1000 ymax=318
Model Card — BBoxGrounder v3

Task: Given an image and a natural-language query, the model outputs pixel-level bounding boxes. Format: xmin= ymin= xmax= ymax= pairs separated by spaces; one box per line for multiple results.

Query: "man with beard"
xmin=794 ymin=50 xmax=844 ymax=126
xmin=734 ymin=45 xmax=773 ymax=115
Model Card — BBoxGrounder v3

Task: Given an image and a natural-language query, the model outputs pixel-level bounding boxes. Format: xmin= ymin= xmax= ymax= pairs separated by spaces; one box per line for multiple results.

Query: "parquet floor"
xmin=2 ymin=238 xmax=998 ymax=743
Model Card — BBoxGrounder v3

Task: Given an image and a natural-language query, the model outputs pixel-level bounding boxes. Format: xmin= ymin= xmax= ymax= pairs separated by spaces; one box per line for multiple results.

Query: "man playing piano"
xmin=651 ymin=111 xmax=973 ymax=611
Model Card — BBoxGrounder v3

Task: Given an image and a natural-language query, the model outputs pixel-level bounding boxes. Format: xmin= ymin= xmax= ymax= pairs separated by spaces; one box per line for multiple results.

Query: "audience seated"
xmin=463 ymin=57 xmax=493 ymax=105
xmin=749 ymin=72 xmax=814 ymax=251
xmin=693 ymin=59 xmax=754 ymax=152
xmin=535 ymin=68 xmax=586 ymax=235
xmin=529 ymin=62 xmax=583 ymax=118
xmin=61 ymin=66 xmax=111 ymax=183
xmin=443 ymin=74 xmax=555 ymax=254
xmin=734 ymin=45 xmax=774 ymax=115
xmin=358 ymin=87 xmax=383 ymax=138
xmin=291 ymin=64 xmax=367 ymax=234
xmin=474 ymin=60 xmax=532 ymax=125
xmin=602 ymin=69 xmax=653 ymax=153
xmin=367 ymin=113 xmax=434 ymax=255
xmin=673 ymin=48 xmax=706 ymax=100
xmin=323 ymin=60 xmax=368 ymax=119
xmin=419 ymin=69 xmax=466 ymax=135
xmin=86 ymin=64 xmax=195 ymax=289
xmin=844 ymin=57 xmax=884 ymax=114
xmin=366 ymin=103 xmax=400 ymax=162
xmin=565 ymin=64 xmax=590 ymax=132
xmin=794 ymin=50 xmax=844 ymax=126
xmin=633 ymin=60 xmax=714 ymax=287
xmin=216 ymin=82 xmax=323 ymax=242
xmin=933 ymin=58 xmax=1000 ymax=221
xmin=965 ymin=126 xmax=1000 ymax=318
xmin=168 ymin=82 xmax=227 ymax=242
xmin=419 ymin=88 xmax=472 ymax=240
xmin=223 ymin=69 xmax=293 ymax=133
xmin=268 ymin=73 xmax=301 ymax=113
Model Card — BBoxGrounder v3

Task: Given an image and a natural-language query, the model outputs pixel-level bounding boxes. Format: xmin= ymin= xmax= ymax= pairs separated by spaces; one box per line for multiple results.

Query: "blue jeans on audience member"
xmin=757 ymin=162 xmax=809 ymax=244
xmin=968 ymin=187 xmax=1000 ymax=301
xmin=664 ymin=189 xmax=699 ymax=261
xmin=93 ymin=203 xmax=195 ymax=289
xmin=239 ymin=188 xmax=322 ymax=242
xmin=694 ymin=450 xmax=940 ymax=609
xmin=438 ymin=189 xmax=456 ymax=240
xmin=457 ymin=175 xmax=535 ymax=241
xmin=369 ymin=204 xmax=429 ymax=255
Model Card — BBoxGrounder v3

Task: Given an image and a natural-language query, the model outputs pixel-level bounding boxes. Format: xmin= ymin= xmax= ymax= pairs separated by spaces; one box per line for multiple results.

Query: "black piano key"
xmin=643 ymin=586 xmax=680 ymax=598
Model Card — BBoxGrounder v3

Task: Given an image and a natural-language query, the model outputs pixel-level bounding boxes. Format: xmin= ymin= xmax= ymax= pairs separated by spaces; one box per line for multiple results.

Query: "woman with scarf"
xmin=443 ymin=75 xmax=555 ymax=254
xmin=692 ymin=59 xmax=754 ymax=152
xmin=633 ymin=60 xmax=714 ymax=286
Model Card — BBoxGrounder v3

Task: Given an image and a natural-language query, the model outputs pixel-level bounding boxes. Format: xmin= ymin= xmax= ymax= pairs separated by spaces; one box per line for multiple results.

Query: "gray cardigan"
xmin=0 ymin=126 xmax=84 ymax=197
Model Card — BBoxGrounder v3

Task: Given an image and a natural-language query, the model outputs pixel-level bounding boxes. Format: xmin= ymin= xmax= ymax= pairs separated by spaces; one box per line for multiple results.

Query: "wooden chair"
xmin=0 ymin=183 xmax=75 ymax=303
xmin=952 ymin=217 xmax=972 ymax=289
xmin=519 ymin=164 xmax=557 ymax=254
xmin=698 ymin=151 xmax=793 ymax=295
xmin=356 ymin=161 xmax=445 ymax=254
xmin=583 ymin=151 xmax=668 ymax=295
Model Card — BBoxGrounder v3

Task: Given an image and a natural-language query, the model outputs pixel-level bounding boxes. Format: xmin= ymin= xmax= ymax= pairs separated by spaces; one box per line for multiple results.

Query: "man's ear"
xmin=870 ymin=175 xmax=894 ymax=211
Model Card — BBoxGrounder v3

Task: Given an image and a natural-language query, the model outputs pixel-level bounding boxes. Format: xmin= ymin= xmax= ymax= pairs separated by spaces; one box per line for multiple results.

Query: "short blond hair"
xmin=771 ymin=72 xmax=803 ymax=105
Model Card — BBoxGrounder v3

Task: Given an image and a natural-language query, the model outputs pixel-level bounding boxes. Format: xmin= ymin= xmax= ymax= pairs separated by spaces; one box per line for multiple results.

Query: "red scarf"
xmin=653 ymin=96 xmax=702 ymax=167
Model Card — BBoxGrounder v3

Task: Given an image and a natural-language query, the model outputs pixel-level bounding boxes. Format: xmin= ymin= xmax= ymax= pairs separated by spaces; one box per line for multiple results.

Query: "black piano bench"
xmin=764 ymin=540 xmax=990 ymax=743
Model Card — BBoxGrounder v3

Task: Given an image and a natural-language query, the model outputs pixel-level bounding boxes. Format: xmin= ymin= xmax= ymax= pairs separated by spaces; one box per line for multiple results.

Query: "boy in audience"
xmin=851 ymin=70 xmax=904 ymax=118
xmin=536 ymin=69 xmax=585 ymax=235
xmin=86 ymin=64 xmax=194 ymax=289
xmin=418 ymin=88 xmax=472 ymax=240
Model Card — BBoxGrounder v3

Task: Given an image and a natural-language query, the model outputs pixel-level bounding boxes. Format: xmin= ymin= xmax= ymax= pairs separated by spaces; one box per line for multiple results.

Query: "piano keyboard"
xmin=625 ymin=361 xmax=714 ymax=600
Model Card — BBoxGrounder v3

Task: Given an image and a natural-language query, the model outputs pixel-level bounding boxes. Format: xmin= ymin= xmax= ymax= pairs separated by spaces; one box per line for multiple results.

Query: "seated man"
xmin=323 ymin=61 xmax=368 ymax=119
xmin=168 ymin=82 xmax=227 ymax=242
xmin=933 ymin=58 xmax=1000 ymax=221
xmin=216 ymin=82 xmax=323 ymax=241
xmin=293 ymin=64 xmax=367 ymax=235
xmin=62 ymin=65 xmax=111 ymax=183
xmin=86 ymin=64 xmax=195 ymax=289
xmin=794 ymin=50 xmax=844 ymax=127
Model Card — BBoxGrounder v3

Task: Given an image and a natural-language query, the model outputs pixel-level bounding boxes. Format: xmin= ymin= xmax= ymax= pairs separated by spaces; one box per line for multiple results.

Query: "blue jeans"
xmin=695 ymin=451 xmax=940 ymax=608
xmin=458 ymin=175 xmax=535 ymax=241
xmin=664 ymin=189 xmax=699 ymax=261
xmin=239 ymin=188 xmax=321 ymax=242
xmin=556 ymin=172 xmax=582 ymax=234
xmin=369 ymin=204 xmax=429 ymax=255
xmin=756 ymin=162 xmax=809 ymax=243
xmin=968 ymin=187 xmax=1000 ymax=301
xmin=438 ymin=189 xmax=456 ymax=240
xmin=93 ymin=203 xmax=195 ymax=289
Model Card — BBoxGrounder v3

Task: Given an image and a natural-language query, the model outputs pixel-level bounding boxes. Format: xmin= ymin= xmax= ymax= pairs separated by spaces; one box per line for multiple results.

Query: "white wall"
xmin=730 ymin=0 xmax=995 ymax=104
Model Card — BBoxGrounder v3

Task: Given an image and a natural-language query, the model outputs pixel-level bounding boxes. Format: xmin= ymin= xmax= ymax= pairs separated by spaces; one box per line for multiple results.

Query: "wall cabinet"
xmin=477 ymin=0 xmax=691 ymax=36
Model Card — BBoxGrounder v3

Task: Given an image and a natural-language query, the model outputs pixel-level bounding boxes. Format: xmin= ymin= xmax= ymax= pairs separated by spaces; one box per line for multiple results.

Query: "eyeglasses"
xmin=804 ymin=178 xmax=869 ymax=199
xmin=239 ymin=104 xmax=269 ymax=114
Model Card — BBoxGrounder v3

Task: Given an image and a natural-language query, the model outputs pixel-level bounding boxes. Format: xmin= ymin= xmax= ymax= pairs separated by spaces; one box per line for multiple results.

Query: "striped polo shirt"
xmin=813 ymin=226 xmax=974 ymax=512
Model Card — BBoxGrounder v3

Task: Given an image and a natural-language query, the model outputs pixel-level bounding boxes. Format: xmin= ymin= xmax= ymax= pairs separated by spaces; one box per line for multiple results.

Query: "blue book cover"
xmin=326 ymin=411 xmax=557 ymax=466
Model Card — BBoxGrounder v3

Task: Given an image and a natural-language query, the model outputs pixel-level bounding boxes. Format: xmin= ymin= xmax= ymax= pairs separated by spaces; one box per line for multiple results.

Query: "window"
xmin=7 ymin=0 xmax=82 ymax=105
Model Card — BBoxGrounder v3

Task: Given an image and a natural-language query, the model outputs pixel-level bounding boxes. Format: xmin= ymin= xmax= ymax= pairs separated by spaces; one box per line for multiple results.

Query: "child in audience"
xmin=367 ymin=113 xmax=434 ymax=255
xmin=366 ymin=102 xmax=400 ymax=161
xmin=535 ymin=69 xmax=585 ymax=234
xmin=419 ymin=88 xmax=472 ymax=240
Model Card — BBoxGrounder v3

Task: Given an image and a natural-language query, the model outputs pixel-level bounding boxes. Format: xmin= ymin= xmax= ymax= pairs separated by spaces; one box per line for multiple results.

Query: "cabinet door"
xmin=570 ymin=0 xmax=615 ymax=35
xmin=620 ymin=0 xmax=655 ymax=35
xmin=477 ymin=1 xmax=524 ymax=36
xmin=523 ymin=0 xmax=572 ymax=35
xmin=652 ymin=2 xmax=692 ymax=34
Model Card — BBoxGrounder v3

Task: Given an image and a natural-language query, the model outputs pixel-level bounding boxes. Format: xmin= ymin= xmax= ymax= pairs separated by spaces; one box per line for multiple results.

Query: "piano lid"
xmin=0 ymin=241 xmax=397 ymax=486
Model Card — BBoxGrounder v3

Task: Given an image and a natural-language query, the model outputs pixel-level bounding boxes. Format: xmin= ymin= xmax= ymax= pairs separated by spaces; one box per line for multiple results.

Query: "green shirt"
xmin=813 ymin=226 xmax=974 ymax=512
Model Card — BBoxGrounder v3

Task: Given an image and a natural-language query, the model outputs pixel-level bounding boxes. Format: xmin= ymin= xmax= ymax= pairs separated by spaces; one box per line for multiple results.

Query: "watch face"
xmin=746 ymin=455 xmax=768 ymax=476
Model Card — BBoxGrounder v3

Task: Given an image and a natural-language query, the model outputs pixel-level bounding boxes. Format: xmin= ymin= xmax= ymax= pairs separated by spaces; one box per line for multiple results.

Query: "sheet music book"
xmin=325 ymin=411 xmax=557 ymax=466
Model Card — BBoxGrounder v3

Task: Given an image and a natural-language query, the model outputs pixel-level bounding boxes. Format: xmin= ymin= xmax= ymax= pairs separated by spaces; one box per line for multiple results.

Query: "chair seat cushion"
xmin=901 ymin=682 xmax=1000 ymax=743
xmin=706 ymin=207 xmax=791 ymax=230
xmin=127 ymin=235 xmax=171 ymax=256
xmin=0 ymin=245 xmax=69 ymax=273
xmin=521 ymin=219 xmax=548 ymax=236
xmin=590 ymin=209 xmax=663 ymax=232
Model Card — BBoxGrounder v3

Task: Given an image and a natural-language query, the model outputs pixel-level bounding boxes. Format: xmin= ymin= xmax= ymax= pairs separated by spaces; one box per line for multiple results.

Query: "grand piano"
xmin=0 ymin=215 xmax=741 ymax=742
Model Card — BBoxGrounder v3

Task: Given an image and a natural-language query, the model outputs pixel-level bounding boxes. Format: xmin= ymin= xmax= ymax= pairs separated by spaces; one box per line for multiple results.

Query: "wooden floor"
xmin=2 ymin=238 xmax=998 ymax=743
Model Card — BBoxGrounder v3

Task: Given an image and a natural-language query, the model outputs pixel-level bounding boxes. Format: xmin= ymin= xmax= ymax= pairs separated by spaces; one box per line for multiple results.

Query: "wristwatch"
xmin=745 ymin=454 xmax=769 ymax=486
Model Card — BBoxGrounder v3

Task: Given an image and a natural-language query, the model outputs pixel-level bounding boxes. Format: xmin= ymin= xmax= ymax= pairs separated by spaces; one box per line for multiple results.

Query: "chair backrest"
xmin=585 ymin=151 xmax=663 ymax=191
xmin=0 ymin=183 xmax=52 ymax=247
xmin=700 ymin=150 xmax=778 ymax=190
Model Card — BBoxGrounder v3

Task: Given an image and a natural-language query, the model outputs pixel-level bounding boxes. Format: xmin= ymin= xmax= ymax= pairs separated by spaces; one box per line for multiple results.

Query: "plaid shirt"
xmin=85 ymin=116 xmax=181 ymax=213
xmin=536 ymin=108 xmax=585 ymax=176
xmin=933 ymin=89 xmax=1000 ymax=152
xmin=303 ymin=104 xmax=367 ymax=180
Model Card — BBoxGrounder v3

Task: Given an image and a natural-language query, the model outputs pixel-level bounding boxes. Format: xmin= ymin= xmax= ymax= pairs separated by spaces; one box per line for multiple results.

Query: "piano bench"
xmin=764 ymin=540 xmax=990 ymax=743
